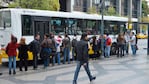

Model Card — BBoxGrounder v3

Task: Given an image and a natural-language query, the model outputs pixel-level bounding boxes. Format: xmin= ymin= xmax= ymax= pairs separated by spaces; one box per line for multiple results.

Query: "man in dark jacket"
xmin=30 ymin=34 xmax=40 ymax=70
xmin=73 ymin=33 xmax=96 ymax=84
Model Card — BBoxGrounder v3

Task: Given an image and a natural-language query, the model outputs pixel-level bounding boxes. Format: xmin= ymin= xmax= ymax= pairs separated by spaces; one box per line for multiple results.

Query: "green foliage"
xmin=106 ymin=6 xmax=116 ymax=16
xmin=8 ymin=0 xmax=60 ymax=11
xmin=87 ymin=6 xmax=99 ymax=14
xmin=142 ymin=0 xmax=149 ymax=17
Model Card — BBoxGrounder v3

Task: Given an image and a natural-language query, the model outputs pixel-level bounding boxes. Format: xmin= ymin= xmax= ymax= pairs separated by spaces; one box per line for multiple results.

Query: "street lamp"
xmin=94 ymin=0 xmax=100 ymax=13
xmin=100 ymin=0 xmax=110 ymax=56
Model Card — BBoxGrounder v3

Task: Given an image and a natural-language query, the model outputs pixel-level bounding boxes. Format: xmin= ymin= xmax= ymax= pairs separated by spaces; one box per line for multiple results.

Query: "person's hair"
xmin=34 ymin=34 xmax=40 ymax=38
xmin=65 ymin=34 xmax=68 ymax=37
xmin=12 ymin=37 xmax=17 ymax=43
xmin=81 ymin=33 xmax=87 ymax=40
xmin=106 ymin=33 xmax=109 ymax=36
xmin=20 ymin=37 xmax=26 ymax=45
xmin=45 ymin=33 xmax=49 ymax=38
xmin=49 ymin=32 xmax=54 ymax=38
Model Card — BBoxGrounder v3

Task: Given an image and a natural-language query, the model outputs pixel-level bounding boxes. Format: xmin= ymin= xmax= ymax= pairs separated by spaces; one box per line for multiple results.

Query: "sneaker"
xmin=73 ymin=80 xmax=77 ymax=84
xmin=9 ymin=71 xmax=11 ymax=75
xmin=90 ymin=76 xmax=96 ymax=82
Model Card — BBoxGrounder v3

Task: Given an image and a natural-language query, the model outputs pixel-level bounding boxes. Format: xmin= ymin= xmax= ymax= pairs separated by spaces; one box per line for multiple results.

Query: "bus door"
xmin=34 ymin=21 xmax=49 ymax=42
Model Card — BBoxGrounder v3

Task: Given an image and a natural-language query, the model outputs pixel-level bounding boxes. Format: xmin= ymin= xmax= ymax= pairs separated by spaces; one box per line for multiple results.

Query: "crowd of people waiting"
xmin=2 ymin=31 xmax=138 ymax=75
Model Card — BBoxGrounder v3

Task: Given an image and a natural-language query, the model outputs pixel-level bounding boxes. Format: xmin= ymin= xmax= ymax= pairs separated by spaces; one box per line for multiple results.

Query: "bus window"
xmin=51 ymin=18 xmax=65 ymax=35
xmin=66 ymin=19 xmax=78 ymax=35
xmin=0 ymin=11 xmax=11 ymax=28
xmin=22 ymin=15 xmax=33 ymax=36
xmin=81 ymin=20 xmax=97 ymax=35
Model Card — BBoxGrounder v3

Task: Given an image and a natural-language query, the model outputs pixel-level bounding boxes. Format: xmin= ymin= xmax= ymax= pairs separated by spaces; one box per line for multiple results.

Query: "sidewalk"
xmin=0 ymin=39 xmax=148 ymax=84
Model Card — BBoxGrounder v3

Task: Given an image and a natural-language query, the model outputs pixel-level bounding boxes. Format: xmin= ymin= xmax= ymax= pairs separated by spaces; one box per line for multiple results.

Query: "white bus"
xmin=0 ymin=8 xmax=138 ymax=60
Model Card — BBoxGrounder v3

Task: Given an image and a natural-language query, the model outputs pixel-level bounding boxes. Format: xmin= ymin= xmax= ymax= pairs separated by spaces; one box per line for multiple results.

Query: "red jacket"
xmin=6 ymin=42 xmax=19 ymax=57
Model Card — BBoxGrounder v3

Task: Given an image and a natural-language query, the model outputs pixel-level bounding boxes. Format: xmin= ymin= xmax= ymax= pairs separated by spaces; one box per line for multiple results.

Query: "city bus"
xmin=0 ymin=8 xmax=138 ymax=61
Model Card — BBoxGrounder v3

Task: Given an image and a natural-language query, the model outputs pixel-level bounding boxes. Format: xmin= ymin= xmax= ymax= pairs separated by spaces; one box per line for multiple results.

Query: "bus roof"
xmin=0 ymin=8 xmax=138 ymax=22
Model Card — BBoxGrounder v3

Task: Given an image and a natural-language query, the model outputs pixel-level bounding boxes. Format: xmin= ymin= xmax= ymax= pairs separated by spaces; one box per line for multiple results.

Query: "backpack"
xmin=72 ymin=39 xmax=77 ymax=47
xmin=106 ymin=38 xmax=112 ymax=46
xmin=28 ymin=41 xmax=34 ymax=52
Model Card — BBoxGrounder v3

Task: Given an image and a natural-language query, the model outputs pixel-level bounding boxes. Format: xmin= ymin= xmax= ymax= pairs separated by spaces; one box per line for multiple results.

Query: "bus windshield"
xmin=0 ymin=11 xmax=11 ymax=28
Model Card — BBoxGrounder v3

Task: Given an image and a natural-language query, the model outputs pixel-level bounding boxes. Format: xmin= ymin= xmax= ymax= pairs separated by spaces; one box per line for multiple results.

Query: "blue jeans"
xmin=63 ymin=47 xmax=70 ymax=64
xmin=73 ymin=61 xmax=93 ymax=82
xmin=44 ymin=58 xmax=49 ymax=68
xmin=131 ymin=45 xmax=136 ymax=55
xmin=53 ymin=52 xmax=61 ymax=65
xmin=8 ymin=56 xmax=16 ymax=71
xmin=105 ymin=46 xmax=111 ymax=57
xmin=43 ymin=48 xmax=51 ymax=68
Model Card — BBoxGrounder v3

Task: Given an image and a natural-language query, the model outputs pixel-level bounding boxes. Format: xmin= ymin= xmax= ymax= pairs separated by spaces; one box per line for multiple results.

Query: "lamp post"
xmin=100 ymin=0 xmax=105 ymax=56
xmin=100 ymin=0 xmax=110 ymax=56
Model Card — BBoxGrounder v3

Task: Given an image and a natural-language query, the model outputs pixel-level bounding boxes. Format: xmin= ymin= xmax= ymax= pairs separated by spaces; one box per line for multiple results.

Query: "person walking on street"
xmin=73 ymin=33 xmax=96 ymax=84
xmin=6 ymin=35 xmax=18 ymax=75
xmin=18 ymin=37 xmax=28 ymax=71
xmin=29 ymin=34 xmax=40 ymax=70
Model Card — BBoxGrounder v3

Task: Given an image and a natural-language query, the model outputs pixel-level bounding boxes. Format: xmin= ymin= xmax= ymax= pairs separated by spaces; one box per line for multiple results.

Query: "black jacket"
xmin=76 ymin=40 xmax=89 ymax=63
xmin=32 ymin=39 xmax=40 ymax=54
xmin=18 ymin=44 xmax=28 ymax=59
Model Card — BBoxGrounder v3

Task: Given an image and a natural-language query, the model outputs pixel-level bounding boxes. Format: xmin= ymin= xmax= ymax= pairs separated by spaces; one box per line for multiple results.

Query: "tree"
xmin=8 ymin=0 xmax=60 ymax=11
xmin=87 ymin=6 xmax=98 ymax=14
xmin=106 ymin=6 xmax=116 ymax=16
xmin=142 ymin=0 xmax=149 ymax=17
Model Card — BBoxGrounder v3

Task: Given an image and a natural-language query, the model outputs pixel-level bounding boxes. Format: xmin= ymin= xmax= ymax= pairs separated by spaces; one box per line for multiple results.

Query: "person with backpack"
xmin=6 ymin=35 xmax=19 ymax=75
xmin=29 ymin=34 xmax=40 ymax=70
xmin=71 ymin=34 xmax=77 ymax=61
xmin=40 ymin=34 xmax=52 ymax=68
xmin=105 ymin=33 xmax=112 ymax=58
xmin=62 ymin=34 xmax=71 ymax=64
xmin=18 ymin=37 xmax=28 ymax=71
xmin=73 ymin=33 xmax=96 ymax=84
xmin=49 ymin=32 xmax=57 ymax=66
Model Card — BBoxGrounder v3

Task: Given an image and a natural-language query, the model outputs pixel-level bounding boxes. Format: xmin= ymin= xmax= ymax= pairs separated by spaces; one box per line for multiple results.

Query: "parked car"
xmin=136 ymin=33 xmax=148 ymax=39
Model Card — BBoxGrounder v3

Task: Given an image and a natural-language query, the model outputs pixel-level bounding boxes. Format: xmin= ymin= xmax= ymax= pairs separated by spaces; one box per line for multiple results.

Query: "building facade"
xmin=60 ymin=0 xmax=142 ymax=33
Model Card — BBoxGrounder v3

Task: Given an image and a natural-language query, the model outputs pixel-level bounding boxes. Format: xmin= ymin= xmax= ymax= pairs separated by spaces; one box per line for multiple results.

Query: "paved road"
xmin=0 ymin=39 xmax=149 ymax=84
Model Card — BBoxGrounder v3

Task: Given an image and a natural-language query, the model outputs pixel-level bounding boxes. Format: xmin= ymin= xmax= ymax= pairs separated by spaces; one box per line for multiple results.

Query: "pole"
xmin=147 ymin=24 xmax=149 ymax=55
xmin=101 ymin=0 xmax=105 ymax=56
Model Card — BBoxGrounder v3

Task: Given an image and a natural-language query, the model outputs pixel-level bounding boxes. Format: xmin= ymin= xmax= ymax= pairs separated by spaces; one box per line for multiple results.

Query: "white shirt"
xmin=130 ymin=35 xmax=136 ymax=45
xmin=124 ymin=34 xmax=130 ymax=43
